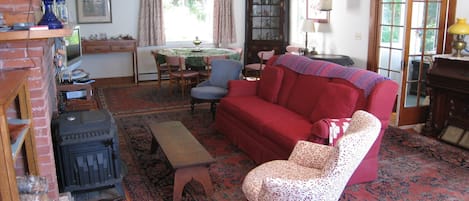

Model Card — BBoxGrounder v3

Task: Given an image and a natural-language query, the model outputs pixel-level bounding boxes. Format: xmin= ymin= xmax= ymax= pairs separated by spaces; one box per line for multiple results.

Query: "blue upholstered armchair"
xmin=190 ymin=59 xmax=243 ymax=119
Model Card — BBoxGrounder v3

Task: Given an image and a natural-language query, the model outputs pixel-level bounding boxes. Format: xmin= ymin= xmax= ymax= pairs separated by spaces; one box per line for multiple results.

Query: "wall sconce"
xmin=448 ymin=18 xmax=469 ymax=57
xmin=320 ymin=0 xmax=332 ymax=11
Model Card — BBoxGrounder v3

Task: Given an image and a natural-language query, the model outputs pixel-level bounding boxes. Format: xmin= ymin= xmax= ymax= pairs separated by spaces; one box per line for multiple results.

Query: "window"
xmin=163 ymin=0 xmax=214 ymax=43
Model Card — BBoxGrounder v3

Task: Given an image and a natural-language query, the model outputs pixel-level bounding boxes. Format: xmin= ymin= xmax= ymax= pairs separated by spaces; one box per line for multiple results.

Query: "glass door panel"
xmin=377 ymin=0 xmax=447 ymax=126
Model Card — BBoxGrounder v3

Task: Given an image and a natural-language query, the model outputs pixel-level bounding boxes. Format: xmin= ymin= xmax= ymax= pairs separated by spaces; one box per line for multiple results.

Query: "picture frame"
xmin=76 ymin=0 xmax=112 ymax=24
xmin=306 ymin=0 xmax=330 ymax=23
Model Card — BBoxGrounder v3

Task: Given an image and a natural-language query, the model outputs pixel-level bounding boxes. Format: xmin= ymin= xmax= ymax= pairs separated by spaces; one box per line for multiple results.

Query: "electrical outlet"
xmin=354 ymin=33 xmax=362 ymax=40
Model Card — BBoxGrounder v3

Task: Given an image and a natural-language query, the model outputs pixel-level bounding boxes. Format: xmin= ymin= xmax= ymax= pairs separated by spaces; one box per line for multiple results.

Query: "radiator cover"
xmin=53 ymin=110 xmax=123 ymax=194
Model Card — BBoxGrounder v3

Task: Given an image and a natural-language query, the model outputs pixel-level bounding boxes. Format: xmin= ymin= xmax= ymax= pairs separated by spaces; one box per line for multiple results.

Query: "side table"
xmin=307 ymin=54 xmax=355 ymax=66
xmin=57 ymin=83 xmax=97 ymax=112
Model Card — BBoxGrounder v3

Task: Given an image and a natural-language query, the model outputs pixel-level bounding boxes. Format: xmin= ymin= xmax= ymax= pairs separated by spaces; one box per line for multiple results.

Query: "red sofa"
xmin=215 ymin=54 xmax=399 ymax=185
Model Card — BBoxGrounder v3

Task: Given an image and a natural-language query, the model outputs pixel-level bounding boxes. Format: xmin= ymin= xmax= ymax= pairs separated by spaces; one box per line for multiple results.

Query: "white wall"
xmin=67 ymin=0 xmax=139 ymax=78
xmin=311 ymin=0 xmax=370 ymax=68
xmin=68 ymin=0 xmax=469 ymax=79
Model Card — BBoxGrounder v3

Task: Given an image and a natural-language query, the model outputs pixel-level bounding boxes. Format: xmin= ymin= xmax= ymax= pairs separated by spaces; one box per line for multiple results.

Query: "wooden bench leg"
xmin=150 ymin=137 xmax=159 ymax=153
xmin=173 ymin=166 xmax=213 ymax=201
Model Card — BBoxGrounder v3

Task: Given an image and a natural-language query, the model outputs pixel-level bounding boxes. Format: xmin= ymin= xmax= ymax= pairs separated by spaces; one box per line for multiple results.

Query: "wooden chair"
xmin=286 ymin=45 xmax=302 ymax=55
xmin=229 ymin=47 xmax=244 ymax=61
xmin=200 ymin=55 xmax=228 ymax=81
xmin=244 ymin=50 xmax=275 ymax=78
xmin=167 ymin=55 xmax=199 ymax=97
xmin=151 ymin=50 xmax=179 ymax=88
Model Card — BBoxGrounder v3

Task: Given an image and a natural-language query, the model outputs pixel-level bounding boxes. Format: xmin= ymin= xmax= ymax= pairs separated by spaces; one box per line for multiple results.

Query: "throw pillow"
xmin=310 ymin=118 xmax=352 ymax=146
xmin=309 ymin=82 xmax=359 ymax=123
xmin=258 ymin=66 xmax=284 ymax=103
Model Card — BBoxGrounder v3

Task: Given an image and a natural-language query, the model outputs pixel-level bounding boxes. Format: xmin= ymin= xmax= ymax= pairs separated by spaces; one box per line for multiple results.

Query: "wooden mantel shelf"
xmin=0 ymin=26 xmax=73 ymax=41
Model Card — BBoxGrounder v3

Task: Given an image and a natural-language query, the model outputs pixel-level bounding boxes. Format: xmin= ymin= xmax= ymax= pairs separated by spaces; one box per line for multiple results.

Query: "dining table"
xmin=156 ymin=47 xmax=241 ymax=69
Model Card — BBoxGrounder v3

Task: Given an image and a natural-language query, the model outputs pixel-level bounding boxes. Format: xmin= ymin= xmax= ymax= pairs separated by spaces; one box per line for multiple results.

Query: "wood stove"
xmin=52 ymin=110 xmax=124 ymax=195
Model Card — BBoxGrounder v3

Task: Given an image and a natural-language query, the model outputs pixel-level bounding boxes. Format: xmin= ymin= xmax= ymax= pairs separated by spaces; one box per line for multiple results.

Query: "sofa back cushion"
xmin=257 ymin=66 xmax=284 ymax=103
xmin=309 ymin=82 xmax=360 ymax=123
xmin=285 ymin=75 xmax=329 ymax=118
xmin=277 ymin=66 xmax=299 ymax=106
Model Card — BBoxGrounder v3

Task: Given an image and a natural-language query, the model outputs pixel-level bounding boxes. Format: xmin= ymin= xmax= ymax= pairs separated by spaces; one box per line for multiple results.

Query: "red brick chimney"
xmin=0 ymin=1 xmax=60 ymax=200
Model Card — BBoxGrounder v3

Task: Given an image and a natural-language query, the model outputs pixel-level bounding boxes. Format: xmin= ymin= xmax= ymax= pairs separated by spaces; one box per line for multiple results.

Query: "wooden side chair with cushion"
xmin=151 ymin=50 xmax=179 ymax=88
xmin=166 ymin=55 xmax=199 ymax=97
xmin=200 ymin=55 xmax=228 ymax=82
xmin=286 ymin=45 xmax=302 ymax=55
xmin=244 ymin=49 xmax=275 ymax=78
xmin=229 ymin=47 xmax=244 ymax=61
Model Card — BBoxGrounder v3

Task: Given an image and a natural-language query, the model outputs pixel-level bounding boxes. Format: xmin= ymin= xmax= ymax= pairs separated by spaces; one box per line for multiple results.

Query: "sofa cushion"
xmin=219 ymin=96 xmax=301 ymax=134
xmin=277 ymin=66 xmax=299 ymax=107
xmin=261 ymin=117 xmax=313 ymax=151
xmin=286 ymin=75 xmax=328 ymax=118
xmin=309 ymin=82 xmax=359 ymax=123
xmin=258 ymin=66 xmax=284 ymax=103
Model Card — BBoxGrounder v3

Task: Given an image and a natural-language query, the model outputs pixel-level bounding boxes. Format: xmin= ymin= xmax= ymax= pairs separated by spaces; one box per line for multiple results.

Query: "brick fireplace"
xmin=0 ymin=1 xmax=61 ymax=199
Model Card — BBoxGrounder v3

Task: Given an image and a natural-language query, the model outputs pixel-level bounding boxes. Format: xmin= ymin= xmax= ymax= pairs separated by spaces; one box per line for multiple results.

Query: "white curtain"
xmin=138 ymin=0 xmax=165 ymax=46
xmin=213 ymin=0 xmax=236 ymax=48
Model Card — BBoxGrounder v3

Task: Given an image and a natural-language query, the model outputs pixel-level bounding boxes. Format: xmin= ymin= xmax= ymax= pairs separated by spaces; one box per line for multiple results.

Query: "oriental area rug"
xmin=114 ymin=109 xmax=468 ymax=201
xmin=95 ymin=83 xmax=191 ymax=116
xmin=95 ymin=83 xmax=468 ymax=201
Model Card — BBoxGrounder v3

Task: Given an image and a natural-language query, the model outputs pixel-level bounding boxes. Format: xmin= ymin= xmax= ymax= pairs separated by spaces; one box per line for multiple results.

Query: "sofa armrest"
xmin=288 ymin=140 xmax=336 ymax=169
xmin=226 ymin=80 xmax=258 ymax=97
xmin=310 ymin=118 xmax=352 ymax=146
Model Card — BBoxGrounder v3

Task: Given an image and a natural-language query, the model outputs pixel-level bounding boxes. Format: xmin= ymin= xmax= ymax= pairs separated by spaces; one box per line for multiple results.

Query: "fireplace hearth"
xmin=52 ymin=110 xmax=124 ymax=195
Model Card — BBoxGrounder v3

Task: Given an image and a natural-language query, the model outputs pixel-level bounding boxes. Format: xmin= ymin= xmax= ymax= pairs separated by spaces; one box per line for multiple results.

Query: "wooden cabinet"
xmin=244 ymin=0 xmax=289 ymax=64
xmin=82 ymin=39 xmax=139 ymax=83
xmin=0 ymin=70 xmax=39 ymax=201
xmin=423 ymin=56 xmax=469 ymax=136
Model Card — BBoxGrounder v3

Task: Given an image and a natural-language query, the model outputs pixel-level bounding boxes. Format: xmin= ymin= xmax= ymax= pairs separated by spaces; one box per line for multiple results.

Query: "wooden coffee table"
xmin=150 ymin=121 xmax=215 ymax=201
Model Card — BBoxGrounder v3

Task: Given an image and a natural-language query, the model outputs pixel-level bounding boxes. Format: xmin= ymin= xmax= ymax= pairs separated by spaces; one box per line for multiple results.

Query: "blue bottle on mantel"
xmin=38 ymin=0 xmax=63 ymax=29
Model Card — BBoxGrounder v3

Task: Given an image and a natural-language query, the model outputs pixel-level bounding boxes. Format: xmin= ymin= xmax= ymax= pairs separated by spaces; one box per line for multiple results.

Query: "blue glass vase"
xmin=38 ymin=0 xmax=63 ymax=29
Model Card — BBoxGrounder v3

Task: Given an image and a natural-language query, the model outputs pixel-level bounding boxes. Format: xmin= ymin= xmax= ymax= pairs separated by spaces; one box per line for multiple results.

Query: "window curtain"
xmin=213 ymin=0 xmax=236 ymax=48
xmin=137 ymin=0 xmax=165 ymax=46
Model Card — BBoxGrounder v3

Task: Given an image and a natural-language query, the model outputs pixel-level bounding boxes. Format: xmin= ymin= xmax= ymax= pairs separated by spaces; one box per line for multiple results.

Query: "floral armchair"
xmin=241 ymin=110 xmax=382 ymax=201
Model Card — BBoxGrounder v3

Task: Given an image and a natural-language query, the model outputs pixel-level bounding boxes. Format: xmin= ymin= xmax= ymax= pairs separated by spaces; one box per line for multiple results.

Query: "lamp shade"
xmin=448 ymin=18 xmax=469 ymax=35
xmin=302 ymin=19 xmax=315 ymax=33
xmin=320 ymin=0 xmax=332 ymax=11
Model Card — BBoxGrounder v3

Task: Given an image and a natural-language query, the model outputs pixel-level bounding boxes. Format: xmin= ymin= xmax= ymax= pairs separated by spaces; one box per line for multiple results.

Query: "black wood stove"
xmin=53 ymin=110 xmax=124 ymax=195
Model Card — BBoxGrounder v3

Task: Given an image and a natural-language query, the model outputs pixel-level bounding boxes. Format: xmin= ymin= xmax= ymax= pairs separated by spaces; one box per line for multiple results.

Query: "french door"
xmin=368 ymin=0 xmax=455 ymax=126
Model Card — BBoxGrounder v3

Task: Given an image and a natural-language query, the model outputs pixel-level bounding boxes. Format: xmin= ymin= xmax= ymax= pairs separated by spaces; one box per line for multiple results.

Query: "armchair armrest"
xmin=288 ymin=140 xmax=336 ymax=169
xmin=226 ymin=80 xmax=258 ymax=97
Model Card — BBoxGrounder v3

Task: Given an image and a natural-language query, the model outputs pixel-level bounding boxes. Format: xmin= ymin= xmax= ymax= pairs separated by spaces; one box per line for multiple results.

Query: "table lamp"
xmin=448 ymin=18 xmax=469 ymax=57
xmin=302 ymin=19 xmax=315 ymax=55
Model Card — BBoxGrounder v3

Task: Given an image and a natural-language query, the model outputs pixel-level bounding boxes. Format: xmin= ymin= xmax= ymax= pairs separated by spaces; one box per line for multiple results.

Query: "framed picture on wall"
xmin=76 ymin=0 xmax=112 ymax=24
xmin=306 ymin=0 xmax=330 ymax=23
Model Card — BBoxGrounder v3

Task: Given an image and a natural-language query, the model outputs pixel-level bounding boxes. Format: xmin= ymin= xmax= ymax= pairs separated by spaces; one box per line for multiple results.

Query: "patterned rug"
xmin=95 ymin=83 xmax=191 ymax=116
xmin=115 ymin=109 xmax=469 ymax=201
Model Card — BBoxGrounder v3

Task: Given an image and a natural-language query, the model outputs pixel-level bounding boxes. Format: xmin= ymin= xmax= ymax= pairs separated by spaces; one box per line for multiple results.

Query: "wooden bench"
xmin=150 ymin=121 xmax=215 ymax=201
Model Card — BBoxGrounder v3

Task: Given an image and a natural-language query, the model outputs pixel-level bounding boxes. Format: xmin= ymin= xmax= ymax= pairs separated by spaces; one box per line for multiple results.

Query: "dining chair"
xmin=200 ymin=55 xmax=228 ymax=81
xmin=244 ymin=49 xmax=275 ymax=78
xmin=166 ymin=55 xmax=199 ymax=97
xmin=151 ymin=50 xmax=179 ymax=88
xmin=286 ymin=45 xmax=302 ymax=55
xmin=229 ymin=47 xmax=244 ymax=61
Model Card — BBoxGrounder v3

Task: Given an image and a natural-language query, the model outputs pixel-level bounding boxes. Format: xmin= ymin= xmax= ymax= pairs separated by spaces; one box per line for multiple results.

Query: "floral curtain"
xmin=137 ymin=0 xmax=165 ymax=46
xmin=213 ymin=0 xmax=236 ymax=47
